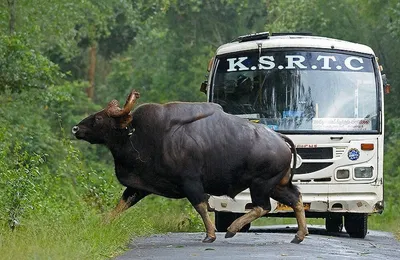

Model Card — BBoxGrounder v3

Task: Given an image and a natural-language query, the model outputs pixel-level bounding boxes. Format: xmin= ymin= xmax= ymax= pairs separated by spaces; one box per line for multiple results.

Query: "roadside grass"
xmin=0 ymin=196 xmax=201 ymax=260
xmin=0 ymin=209 xmax=146 ymax=260
xmin=369 ymin=205 xmax=400 ymax=240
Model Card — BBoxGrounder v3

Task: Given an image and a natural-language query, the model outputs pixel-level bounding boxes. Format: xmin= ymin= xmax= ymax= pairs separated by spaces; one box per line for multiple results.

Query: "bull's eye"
xmin=95 ymin=115 xmax=103 ymax=124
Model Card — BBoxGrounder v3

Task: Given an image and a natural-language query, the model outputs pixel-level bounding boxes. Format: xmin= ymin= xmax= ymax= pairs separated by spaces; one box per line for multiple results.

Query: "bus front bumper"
xmin=208 ymin=184 xmax=384 ymax=215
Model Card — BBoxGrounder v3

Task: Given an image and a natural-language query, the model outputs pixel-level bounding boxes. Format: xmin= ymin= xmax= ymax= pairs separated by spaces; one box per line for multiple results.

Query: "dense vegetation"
xmin=1 ymin=0 xmax=399 ymax=259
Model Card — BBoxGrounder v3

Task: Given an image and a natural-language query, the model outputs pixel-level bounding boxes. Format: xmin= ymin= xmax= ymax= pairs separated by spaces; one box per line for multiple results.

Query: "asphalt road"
xmin=115 ymin=225 xmax=400 ymax=260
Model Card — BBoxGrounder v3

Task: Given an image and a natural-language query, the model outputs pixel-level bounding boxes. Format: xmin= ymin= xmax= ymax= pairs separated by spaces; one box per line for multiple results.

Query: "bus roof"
xmin=216 ymin=33 xmax=375 ymax=56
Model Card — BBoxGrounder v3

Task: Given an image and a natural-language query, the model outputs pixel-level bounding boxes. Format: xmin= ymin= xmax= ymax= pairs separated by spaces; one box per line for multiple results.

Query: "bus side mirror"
xmin=200 ymin=57 xmax=214 ymax=94
xmin=200 ymin=81 xmax=207 ymax=94
xmin=382 ymin=74 xmax=391 ymax=94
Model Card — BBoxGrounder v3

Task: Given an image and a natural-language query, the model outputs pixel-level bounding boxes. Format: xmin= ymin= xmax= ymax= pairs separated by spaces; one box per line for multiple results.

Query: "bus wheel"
xmin=344 ymin=213 xmax=368 ymax=238
xmin=325 ymin=214 xmax=343 ymax=233
xmin=214 ymin=212 xmax=251 ymax=232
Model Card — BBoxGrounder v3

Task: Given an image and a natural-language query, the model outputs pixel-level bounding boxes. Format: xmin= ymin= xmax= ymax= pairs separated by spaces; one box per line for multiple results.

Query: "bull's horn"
xmin=106 ymin=90 xmax=140 ymax=117
xmin=122 ymin=90 xmax=140 ymax=114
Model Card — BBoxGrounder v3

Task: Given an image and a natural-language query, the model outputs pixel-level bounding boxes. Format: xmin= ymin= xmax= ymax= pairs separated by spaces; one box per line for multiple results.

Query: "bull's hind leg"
xmin=225 ymin=179 xmax=272 ymax=238
xmin=225 ymin=206 xmax=269 ymax=238
xmin=271 ymin=180 xmax=308 ymax=243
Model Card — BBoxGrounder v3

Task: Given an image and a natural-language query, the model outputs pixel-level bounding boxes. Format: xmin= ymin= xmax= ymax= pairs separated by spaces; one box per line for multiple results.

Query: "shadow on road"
xmin=250 ymin=225 xmax=350 ymax=238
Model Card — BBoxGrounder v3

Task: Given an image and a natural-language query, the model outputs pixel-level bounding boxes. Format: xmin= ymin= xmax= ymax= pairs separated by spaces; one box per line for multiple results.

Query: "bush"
xmin=0 ymin=81 xmax=115 ymax=226
xmin=0 ymin=34 xmax=63 ymax=93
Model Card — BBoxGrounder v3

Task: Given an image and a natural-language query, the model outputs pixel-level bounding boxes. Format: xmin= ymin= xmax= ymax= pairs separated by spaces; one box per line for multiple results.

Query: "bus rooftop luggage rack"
xmin=233 ymin=32 xmax=313 ymax=42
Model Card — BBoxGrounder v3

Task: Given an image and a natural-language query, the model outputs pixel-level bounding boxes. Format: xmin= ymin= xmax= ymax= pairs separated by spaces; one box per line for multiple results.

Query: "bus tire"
xmin=325 ymin=214 xmax=343 ymax=233
xmin=344 ymin=213 xmax=368 ymax=238
xmin=214 ymin=212 xmax=251 ymax=232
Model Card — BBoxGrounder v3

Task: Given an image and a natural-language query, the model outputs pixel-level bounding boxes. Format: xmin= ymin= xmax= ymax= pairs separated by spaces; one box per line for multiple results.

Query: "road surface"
xmin=115 ymin=225 xmax=400 ymax=259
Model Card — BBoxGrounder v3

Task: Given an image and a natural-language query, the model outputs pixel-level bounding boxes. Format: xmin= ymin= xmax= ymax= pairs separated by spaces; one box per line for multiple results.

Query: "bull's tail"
xmin=278 ymin=133 xmax=297 ymax=183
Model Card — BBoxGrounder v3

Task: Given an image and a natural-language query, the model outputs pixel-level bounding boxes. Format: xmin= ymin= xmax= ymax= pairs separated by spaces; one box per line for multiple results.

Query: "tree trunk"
xmin=87 ymin=42 xmax=97 ymax=99
xmin=8 ymin=0 xmax=16 ymax=34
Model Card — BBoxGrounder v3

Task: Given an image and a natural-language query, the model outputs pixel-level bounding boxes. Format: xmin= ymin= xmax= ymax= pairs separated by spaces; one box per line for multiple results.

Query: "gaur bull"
xmin=72 ymin=90 xmax=308 ymax=243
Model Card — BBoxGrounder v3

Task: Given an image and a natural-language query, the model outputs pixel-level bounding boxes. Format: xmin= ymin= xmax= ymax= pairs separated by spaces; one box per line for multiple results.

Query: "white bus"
xmin=201 ymin=32 xmax=387 ymax=238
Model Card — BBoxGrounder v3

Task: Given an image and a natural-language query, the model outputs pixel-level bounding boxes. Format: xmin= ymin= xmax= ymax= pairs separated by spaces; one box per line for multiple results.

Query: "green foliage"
xmin=0 ymin=141 xmax=44 ymax=230
xmin=1 ymin=0 xmax=137 ymax=58
xmin=46 ymin=81 xmax=100 ymax=130
xmin=0 ymin=34 xmax=62 ymax=92
xmin=0 ymin=88 xmax=95 ymax=224
xmin=96 ymin=0 xmax=269 ymax=104
xmin=1 ymin=0 xmax=400 ymax=258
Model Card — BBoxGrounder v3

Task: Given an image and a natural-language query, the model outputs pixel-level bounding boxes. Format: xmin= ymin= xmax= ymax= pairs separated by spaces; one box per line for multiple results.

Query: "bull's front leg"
xmin=194 ymin=201 xmax=216 ymax=243
xmin=106 ymin=187 xmax=148 ymax=222
xmin=182 ymin=179 xmax=216 ymax=243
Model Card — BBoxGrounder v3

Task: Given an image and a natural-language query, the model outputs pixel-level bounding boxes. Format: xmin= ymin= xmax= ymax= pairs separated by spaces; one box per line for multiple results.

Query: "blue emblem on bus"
xmin=348 ymin=148 xmax=360 ymax=161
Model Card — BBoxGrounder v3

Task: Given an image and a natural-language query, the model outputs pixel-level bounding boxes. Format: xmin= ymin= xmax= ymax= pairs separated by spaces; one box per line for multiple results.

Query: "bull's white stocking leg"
xmin=291 ymin=195 xmax=308 ymax=243
xmin=225 ymin=206 xmax=269 ymax=238
xmin=105 ymin=187 xmax=147 ymax=223
xmin=271 ymin=184 xmax=308 ymax=244
xmin=194 ymin=202 xmax=216 ymax=243
xmin=182 ymin=177 xmax=216 ymax=243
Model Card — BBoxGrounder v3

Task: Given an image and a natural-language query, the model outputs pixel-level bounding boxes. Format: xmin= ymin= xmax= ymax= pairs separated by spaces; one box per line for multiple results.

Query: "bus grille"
xmin=296 ymin=162 xmax=333 ymax=174
xmin=297 ymin=147 xmax=333 ymax=159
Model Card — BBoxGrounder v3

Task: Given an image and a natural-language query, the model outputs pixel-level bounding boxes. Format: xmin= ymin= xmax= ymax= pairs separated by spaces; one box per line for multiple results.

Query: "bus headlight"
xmin=336 ymin=169 xmax=350 ymax=179
xmin=354 ymin=166 xmax=373 ymax=179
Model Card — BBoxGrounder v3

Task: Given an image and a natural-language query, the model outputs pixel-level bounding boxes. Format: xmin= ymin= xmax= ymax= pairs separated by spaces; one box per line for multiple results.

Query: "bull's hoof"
xmin=290 ymin=235 xmax=303 ymax=244
xmin=202 ymin=235 xmax=216 ymax=243
xmin=225 ymin=231 xmax=236 ymax=239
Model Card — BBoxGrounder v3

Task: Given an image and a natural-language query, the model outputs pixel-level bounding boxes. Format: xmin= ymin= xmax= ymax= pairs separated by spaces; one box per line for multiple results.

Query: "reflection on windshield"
xmin=212 ymin=51 xmax=378 ymax=132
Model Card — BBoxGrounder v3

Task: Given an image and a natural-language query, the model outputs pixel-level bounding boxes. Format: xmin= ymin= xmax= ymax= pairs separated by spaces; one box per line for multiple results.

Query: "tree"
xmin=100 ymin=0 xmax=269 ymax=103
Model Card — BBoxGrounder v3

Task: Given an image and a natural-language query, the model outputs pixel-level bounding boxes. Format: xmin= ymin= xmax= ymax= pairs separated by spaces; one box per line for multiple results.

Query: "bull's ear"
xmin=108 ymin=99 xmax=119 ymax=108
xmin=116 ymin=114 xmax=133 ymax=129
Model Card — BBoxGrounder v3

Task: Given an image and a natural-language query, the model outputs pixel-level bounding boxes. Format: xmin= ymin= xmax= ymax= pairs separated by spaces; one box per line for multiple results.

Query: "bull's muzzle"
xmin=72 ymin=126 xmax=79 ymax=135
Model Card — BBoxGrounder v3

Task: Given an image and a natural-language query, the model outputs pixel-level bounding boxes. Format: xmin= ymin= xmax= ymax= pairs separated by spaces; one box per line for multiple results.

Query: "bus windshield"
xmin=212 ymin=50 xmax=379 ymax=132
